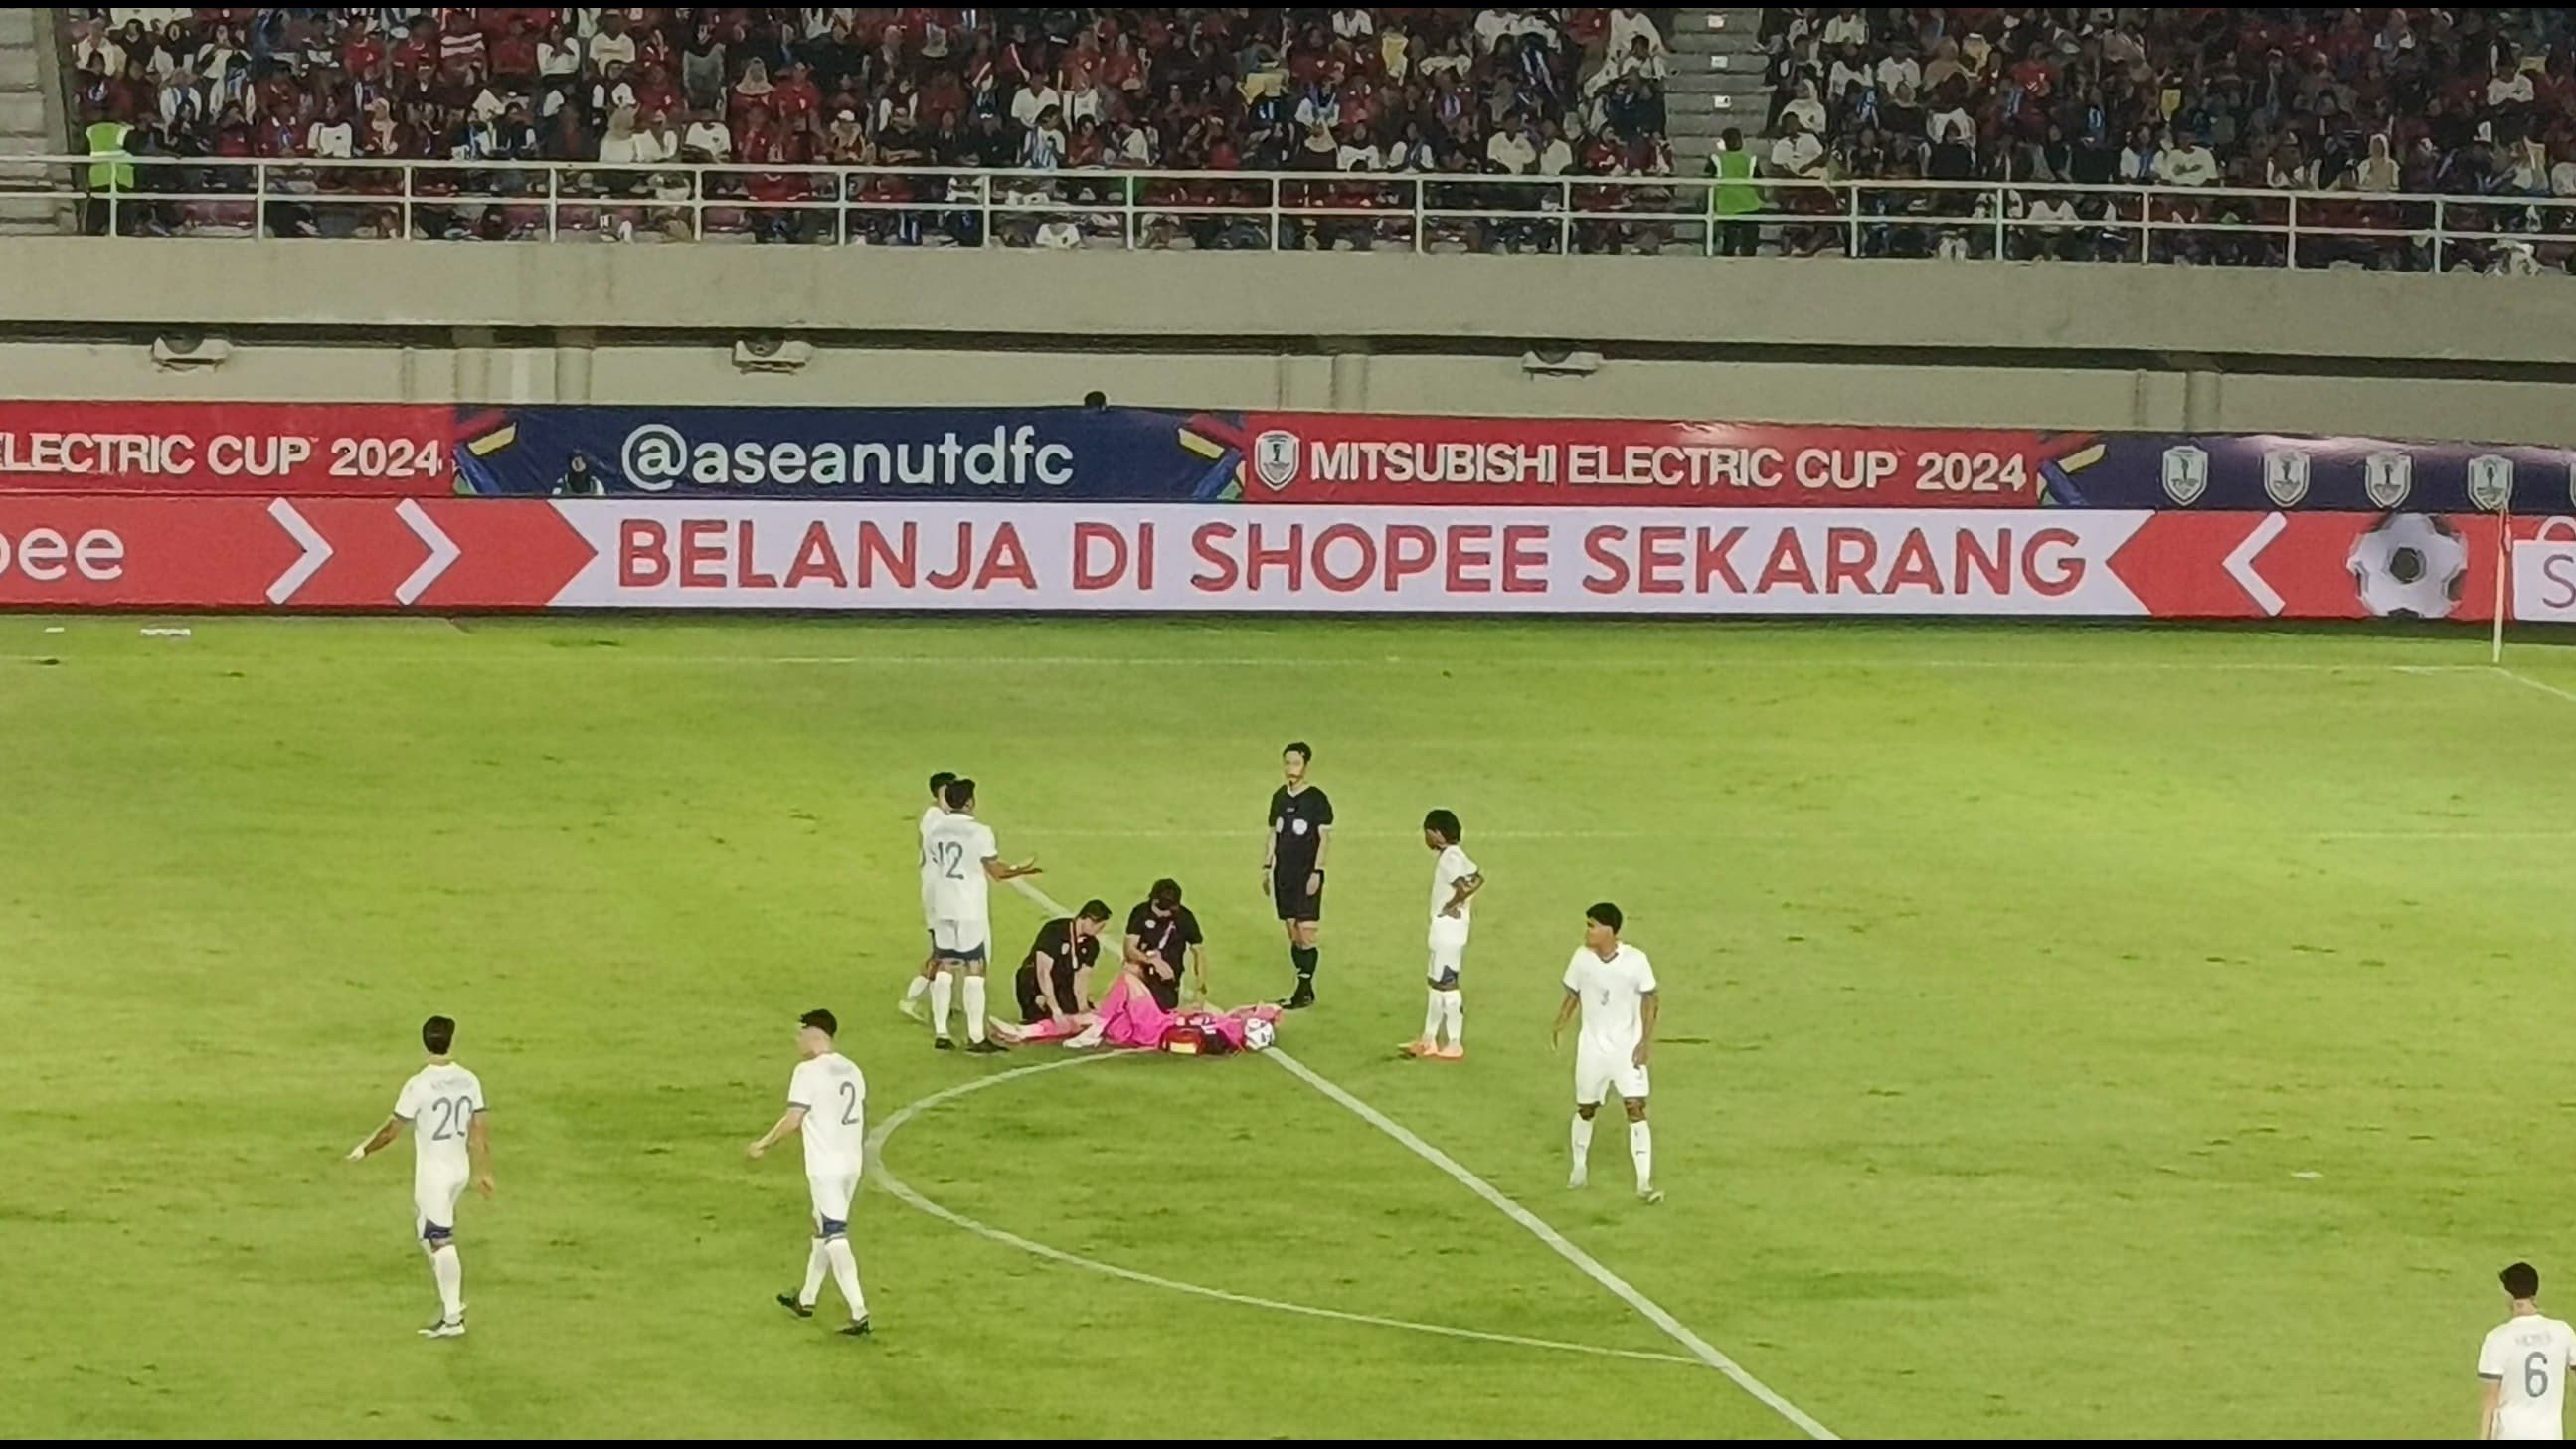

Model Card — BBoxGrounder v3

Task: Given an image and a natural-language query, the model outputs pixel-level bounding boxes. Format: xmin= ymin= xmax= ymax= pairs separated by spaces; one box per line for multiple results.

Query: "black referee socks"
xmin=1291 ymin=945 xmax=1318 ymax=982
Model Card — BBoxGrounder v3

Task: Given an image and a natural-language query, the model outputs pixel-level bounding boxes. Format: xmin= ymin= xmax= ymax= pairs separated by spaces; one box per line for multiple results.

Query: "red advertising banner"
xmin=0 ymin=495 xmax=2517 ymax=622
xmin=0 ymin=402 xmax=465 ymax=495
xmin=1234 ymin=413 xmax=2075 ymax=507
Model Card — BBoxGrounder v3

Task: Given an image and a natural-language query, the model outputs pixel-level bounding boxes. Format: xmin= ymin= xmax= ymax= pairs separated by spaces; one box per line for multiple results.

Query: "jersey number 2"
xmin=837 ymin=1080 xmax=861 ymax=1126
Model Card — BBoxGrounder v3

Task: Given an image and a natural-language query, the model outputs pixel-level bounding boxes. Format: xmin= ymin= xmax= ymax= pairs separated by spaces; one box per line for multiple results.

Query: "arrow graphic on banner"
xmin=264 ymin=498 xmax=332 ymax=604
xmin=394 ymin=498 xmax=460 ymax=605
xmin=2221 ymin=511 xmax=2287 ymax=616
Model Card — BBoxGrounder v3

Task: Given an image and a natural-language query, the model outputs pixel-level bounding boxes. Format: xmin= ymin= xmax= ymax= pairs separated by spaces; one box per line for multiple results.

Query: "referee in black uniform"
xmin=1264 ymin=741 xmax=1333 ymax=1009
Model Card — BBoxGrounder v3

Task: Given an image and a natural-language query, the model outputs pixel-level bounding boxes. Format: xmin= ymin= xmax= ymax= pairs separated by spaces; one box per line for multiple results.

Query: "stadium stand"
xmin=54 ymin=7 xmax=1674 ymax=243
xmin=1761 ymin=7 xmax=2576 ymax=268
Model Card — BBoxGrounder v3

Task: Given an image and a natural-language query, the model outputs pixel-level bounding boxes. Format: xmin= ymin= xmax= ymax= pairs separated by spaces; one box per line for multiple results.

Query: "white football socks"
xmin=799 ymin=1238 xmax=828 ymax=1307
xmin=929 ymin=970 xmax=954 ymax=1039
xmin=962 ymin=976 xmax=988 ymax=1044
xmin=429 ymin=1244 xmax=463 ymax=1321
xmin=1570 ymin=1114 xmax=1595 ymax=1184
xmin=1421 ymin=988 xmax=1444 ymax=1044
xmin=901 ymin=975 xmax=931 ymax=1006
xmin=1630 ymin=1121 xmax=1654 ymax=1192
xmin=823 ymin=1237 xmax=868 ymax=1320
xmin=1440 ymin=990 xmax=1464 ymax=1045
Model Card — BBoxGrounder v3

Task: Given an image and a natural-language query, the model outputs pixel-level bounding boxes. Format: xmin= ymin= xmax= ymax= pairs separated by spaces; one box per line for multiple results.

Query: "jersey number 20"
xmin=428 ymin=1096 xmax=471 ymax=1142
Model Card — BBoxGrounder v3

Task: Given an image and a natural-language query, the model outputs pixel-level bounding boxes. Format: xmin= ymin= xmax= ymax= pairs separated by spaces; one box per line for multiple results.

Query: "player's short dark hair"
xmin=801 ymin=1008 xmax=838 ymax=1037
xmin=1078 ymin=898 xmax=1112 ymax=922
xmin=942 ymin=777 xmax=976 ymax=811
xmin=1423 ymin=808 xmax=1461 ymax=842
xmin=1283 ymin=741 xmax=1311 ymax=763
xmin=929 ymin=771 xmax=957 ymax=797
xmin=421 ymin=1015 xmax=455 ymax=1054
xmin=1722 ymin=126 xmax=1743 ymax=148
xmin=2505 ymin=1262 xmax=2543 ymax=1299
xmin=1587 ymin=902 xmax=1624 ymax=934
xmin=1149 ymin=877 xmax=1182 ymax=908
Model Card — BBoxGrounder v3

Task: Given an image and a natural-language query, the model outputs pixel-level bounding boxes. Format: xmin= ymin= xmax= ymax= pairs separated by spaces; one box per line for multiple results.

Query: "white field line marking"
xmin=861 ymin=1055 xmax=1706 ymax=1372
xmin=1264 ymin=1048 xmax=1838 ymax=1441
xmin=2499 ymin=668 xmax=2576 ymax=707
xmin=1007 ymin=876 xmax=1833 ymax=1439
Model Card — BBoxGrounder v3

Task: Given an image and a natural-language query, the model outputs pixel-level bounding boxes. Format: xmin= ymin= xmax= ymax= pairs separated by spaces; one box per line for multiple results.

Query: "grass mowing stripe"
xmin=1006 ymin=877 xmax=1836 ymax=1440
xmin=1264 ymin=1048 xmax=1840 ymax=1442
xmin=863 ymin=1055 xmax=1711 ymax=1371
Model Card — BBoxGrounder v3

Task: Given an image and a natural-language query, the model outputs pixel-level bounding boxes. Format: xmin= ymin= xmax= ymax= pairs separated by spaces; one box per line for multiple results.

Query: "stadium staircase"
xmin=1666 ymin=8 xmax=1768 ymax=178
xmin=0 ymin=8 xmax=65 ymax=234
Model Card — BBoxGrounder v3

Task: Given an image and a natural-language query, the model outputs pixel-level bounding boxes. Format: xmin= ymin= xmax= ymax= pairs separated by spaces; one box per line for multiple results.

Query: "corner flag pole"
xmin=2492 ymin=495 xmax=2513 ymax=665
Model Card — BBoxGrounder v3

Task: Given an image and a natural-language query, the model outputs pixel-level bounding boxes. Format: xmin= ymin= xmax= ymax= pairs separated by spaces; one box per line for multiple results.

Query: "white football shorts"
xmin=1573 ymin=1043 xmax=1650 ymax=1106
xmin=807 ymin=1170 xmax=860 ymax=1225
xmin=413 ymin=1165 xmax=468 ymax=1240
xmin=931 ymin=916 xmax=989 ymax=960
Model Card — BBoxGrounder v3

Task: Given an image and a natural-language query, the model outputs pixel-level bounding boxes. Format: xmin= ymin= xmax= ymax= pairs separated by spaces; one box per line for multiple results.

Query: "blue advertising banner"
xmin=2047 ymin=433 xmax=2563 ymax=513
xmin=448 ymin=405 xmax=1249 ymax=501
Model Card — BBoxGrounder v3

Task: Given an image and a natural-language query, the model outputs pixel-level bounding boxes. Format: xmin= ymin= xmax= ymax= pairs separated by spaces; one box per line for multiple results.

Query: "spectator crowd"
xmin=64 ymin=6 xmax=1674 ymax=246
xmin=1758 ymin=8 xmax=2576 ymax=269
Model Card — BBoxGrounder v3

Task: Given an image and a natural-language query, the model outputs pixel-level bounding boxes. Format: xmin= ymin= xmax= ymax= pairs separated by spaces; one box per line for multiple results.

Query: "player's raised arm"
xmin=344 ymin=1115 xmax=403 ymax=1162
xmin=467 ymin=1111 xmax=496 ymax=1199
xmin=980 ymin=852 xmax=1041 ymax=880
xmin=747 ymin=1103 xmax=807 ymax=1160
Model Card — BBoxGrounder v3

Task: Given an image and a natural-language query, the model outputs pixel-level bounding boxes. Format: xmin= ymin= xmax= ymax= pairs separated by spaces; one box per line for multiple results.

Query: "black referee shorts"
xmin=1273 ymin=869 xmax=1323 ymax=923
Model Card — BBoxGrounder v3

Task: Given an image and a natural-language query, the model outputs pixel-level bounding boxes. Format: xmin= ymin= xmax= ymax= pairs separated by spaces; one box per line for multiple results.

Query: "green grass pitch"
xmin=5 ymin=615 xmax=2575 ymax=1438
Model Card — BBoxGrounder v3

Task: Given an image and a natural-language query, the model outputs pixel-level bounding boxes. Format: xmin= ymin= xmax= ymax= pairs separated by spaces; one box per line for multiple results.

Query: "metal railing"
xmin=12 ymin=154 xmax=2576 ymax=270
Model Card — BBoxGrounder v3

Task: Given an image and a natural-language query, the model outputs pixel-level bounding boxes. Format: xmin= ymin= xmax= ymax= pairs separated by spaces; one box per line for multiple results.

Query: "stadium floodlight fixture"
xmin=1520 ymin=346 xmax=1603 ymax=377
xmin=731 ymin=336 xmax=812 ymax=373
xmin=150 ymin=333 xmax=233 ymax=369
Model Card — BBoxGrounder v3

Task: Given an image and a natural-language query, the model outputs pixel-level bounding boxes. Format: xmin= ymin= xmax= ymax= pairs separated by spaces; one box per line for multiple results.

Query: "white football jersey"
xmin=394 ymin=1062 xmax=486 ymax=1178
xmin=788 ymin=1052 xmax=867 ymax=1177
xmin=2483 ymin=1314 xmax=2576 ymax=1440
xmin=923 ymin=813 xmax=997 ymax=924
xmin=1429 ymin=843 xmax=1479 ymax=936
xmin=1562 ymin=944 xmax=1657 ymax=1056
xmin=917 ymin=804 xmax=946 ymax=916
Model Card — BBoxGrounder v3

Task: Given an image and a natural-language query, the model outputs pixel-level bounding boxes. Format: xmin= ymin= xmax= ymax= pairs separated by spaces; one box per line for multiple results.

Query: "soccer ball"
xmin=2347 ymin=512 xmax=2466 ymax=619
xmin=1242 ymin=1016 xmax=1277 ymax=1051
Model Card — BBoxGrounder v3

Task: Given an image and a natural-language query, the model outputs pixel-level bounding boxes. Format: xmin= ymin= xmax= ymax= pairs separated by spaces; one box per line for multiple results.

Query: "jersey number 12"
xmin=930 ymin=840 xmax=966 ymax=880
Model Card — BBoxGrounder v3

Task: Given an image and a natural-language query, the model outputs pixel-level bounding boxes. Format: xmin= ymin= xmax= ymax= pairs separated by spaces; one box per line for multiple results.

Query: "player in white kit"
xmin=747 ymin=1008 xmax=873 ymax=1337
xmin=1402 ymin=809 xmax=1481 ymax=1061
xmin=920 ymin=777 xmax=1041 ymax=1053
xmin=2481 ymin=1261 xmax=2576 ymax=1439
xmin=898 ymin=771 xmax=958 ymax=1022
xmin=1550 ymin=903 xmax=1661 ymax=1204
xmin=343 ymin=1014 xmax=493 ymax=1338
